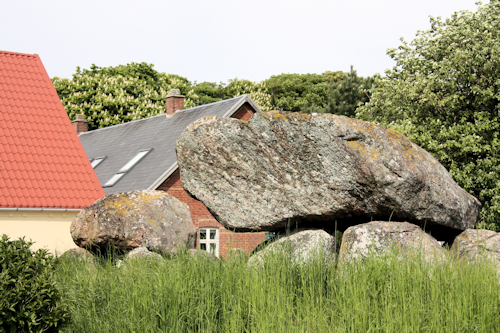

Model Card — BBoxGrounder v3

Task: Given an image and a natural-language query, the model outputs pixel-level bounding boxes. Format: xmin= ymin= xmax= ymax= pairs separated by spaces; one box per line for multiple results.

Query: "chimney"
xmin=166 ymin=89 xmax=185 ymax=116
xmin=72 ymin=114 xmax=88 ymax=135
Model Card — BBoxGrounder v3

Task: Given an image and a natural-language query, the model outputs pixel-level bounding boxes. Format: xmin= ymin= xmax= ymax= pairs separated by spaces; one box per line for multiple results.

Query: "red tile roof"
xmin=0 ymin=50 xmax=105 ymax=209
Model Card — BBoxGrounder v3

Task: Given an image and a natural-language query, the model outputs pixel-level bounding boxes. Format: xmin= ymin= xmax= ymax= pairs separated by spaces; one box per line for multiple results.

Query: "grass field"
xmin=53 ymin=245 xmax=500 ymax=333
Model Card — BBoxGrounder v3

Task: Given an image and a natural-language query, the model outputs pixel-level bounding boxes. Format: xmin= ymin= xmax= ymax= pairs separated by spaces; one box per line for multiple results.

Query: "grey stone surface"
xmin=125 ymin=246 xmax=163 ymax=260
xmin=247 ymin=229 xmax=336 ymax=266
xmin=225 ymin=248 xmax=247 ymax=261
xmin=176 ymin=111 xmax=481 ymax=232
xmin=451 ymin=229 xmax=500 ymax=273
xmin=188 ymin=249 xmax=217 ymax=260
xmin=338 ymin=222 xmax=446 ymax=263
xmin=60 ymin=247 xmax=95 ymax=262
xmin=71 ymin=190 xmax=196 ymax=254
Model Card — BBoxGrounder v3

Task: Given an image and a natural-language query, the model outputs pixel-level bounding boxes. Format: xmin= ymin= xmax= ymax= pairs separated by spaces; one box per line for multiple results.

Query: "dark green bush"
xmin=0 ymin=235 xmax=69 ymax=332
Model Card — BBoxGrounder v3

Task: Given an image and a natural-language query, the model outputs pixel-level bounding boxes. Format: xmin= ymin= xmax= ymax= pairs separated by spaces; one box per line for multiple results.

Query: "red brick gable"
xmin=158 ymin=102 xmax=266 ymax=257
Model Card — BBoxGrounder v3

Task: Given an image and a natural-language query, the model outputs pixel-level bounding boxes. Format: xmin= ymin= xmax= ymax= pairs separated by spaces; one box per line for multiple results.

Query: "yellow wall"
xmin=0 ymin=210 xmax=79 ymax=255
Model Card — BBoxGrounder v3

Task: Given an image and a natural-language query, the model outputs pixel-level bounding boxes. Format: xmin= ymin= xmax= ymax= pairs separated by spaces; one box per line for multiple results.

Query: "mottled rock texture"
xmin=188 ymin=249 xmax=216 ymax=260
xmin=176 ymin=111 xmax=480 ymax=234
xmin=451 ymin=229 xmax=500 ymax=273
xmin=125 ymin=246 xmax=163 ymax=260
xmin=60 ymin=248 xmax=95 ymax=262
xmin=225 ymin=248 xmax=247 ymax=261
xmin=247 ymin=229 xmax=336 ymax=266
xmin=338 ymin=222 xmax=445 ymax=263
xmin=71 ymin=190 xmax=196 ymax=254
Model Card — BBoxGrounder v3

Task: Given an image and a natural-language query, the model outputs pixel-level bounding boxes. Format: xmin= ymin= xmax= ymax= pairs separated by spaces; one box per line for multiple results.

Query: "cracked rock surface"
xmin=71 ymin=190 xmax=196 ymax=254
xmin=248 ymin=229 xmax=336 ymax=267
xmin=176 ymin=111 xmax=480 ymax=233
xmin=451 ymin=229 xmax=500 ymax=274
xmin=338 ymin=221 xmax=445 ymax=263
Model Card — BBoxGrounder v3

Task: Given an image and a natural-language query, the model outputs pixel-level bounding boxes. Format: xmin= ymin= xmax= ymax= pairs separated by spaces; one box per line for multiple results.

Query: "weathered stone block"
xmin=71 ymin=190 xmax=196 ymax=255
xmin=176 ymin=111 xmax=480 ymax=234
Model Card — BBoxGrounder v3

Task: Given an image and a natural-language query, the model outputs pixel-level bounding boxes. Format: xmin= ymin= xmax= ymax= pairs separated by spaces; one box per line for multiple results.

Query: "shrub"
xmin=0 ymin=235 xmax=69 ymax=332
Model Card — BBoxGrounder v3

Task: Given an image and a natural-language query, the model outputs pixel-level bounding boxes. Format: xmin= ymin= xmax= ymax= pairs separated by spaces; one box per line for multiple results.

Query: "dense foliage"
xmin=52 ymin=63 xmax=200 ymax=130
xmin=53 ymin=64 xmax=377 ymax=130
xmin=0 ymin=235 xmax=68 ymax=332
xmin=265 ymin=71 xmax=345 ymax=111
xmin=302 ymin=66 xmax=376 ymax=116
xmin=357 ymin=2 xmax=500 ymax=230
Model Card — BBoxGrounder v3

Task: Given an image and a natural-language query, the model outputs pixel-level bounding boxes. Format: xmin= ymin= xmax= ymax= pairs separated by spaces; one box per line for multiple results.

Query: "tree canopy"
xmin=265 ymin=71 xmax=345 ymax=112
xmin=357 ymin=1 xmax=500 ymax=229
xmin=53 ymin=65 xmax=365 ymax=130
xmin=52 ymin=63 xmax=199 ymax=130
xmin=302 ymin=66 xmax=376 ymax=116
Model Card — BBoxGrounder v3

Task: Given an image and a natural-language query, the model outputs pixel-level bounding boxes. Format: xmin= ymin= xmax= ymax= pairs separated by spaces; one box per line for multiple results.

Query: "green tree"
xmin=52 ymin=62 xmax=199 ymax=130
xmin=357 ymin=1 xmax=500 ymax=229
xmin=53 ymin=63 xmax=358 ymax=129
xmin=191 ymin=81 xmax=226 ymax=105
xmin=302 ymin=67 xmax=376 ymax=116
xmin=326 ymin=66 xmax=375 ymax=117
xmin=264 ymin=71 xmax=345 ymax=111
xmin=224 ymin=78 xmax=273 ymax=111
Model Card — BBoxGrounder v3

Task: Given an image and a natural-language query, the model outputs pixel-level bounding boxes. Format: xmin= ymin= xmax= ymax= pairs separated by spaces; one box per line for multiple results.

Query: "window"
xmin=199 ymin=228 xmax=219 ymax=257
xmin=118 ymin=150 xmax=150 ymax=173
xmin=90 ymin=156 xmax=106 ymax=169
xmin=103 ymin=149 xmax=152 ymax=187
xmin=103 ymin=173 xmax=125 ymax=186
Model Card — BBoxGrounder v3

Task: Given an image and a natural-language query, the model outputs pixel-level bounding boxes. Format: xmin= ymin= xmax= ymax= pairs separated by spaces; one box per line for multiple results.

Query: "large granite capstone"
xmin=176 ymin=111 xmax=480 ymax=233
xmin=71 ymin=190 xmax=196 ymax=254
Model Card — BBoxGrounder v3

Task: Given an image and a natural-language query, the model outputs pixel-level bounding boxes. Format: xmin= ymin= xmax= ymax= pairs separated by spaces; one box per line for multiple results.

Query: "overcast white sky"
xmin=0 ymin=0 xmax=487 ymax=83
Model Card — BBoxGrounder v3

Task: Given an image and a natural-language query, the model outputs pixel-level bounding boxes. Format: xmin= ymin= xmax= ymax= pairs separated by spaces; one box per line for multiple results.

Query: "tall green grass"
xmin=54 ymin=247 xmax=500 ymax=332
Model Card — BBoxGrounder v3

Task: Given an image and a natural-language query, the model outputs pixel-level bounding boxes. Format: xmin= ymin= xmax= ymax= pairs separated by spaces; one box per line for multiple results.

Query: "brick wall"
xmin=157 ymin=102 xmax=266 ymax=258
xmin=72 ymin=120 xmax=88 ymax=135
xmin=166 ymin=96 xmax=185 ymax=116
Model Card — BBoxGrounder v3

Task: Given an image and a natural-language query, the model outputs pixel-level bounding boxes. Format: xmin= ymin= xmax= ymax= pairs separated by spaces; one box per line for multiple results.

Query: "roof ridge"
xmin=0 ymin=50 xmax=37 ymax=57
xmin=79 ymin=113 xmax=167 ymax=135
xmin=79 ymin=94 xmax=248 ymax=135
xmin=176 ymin=94 xmax=247 ymax=113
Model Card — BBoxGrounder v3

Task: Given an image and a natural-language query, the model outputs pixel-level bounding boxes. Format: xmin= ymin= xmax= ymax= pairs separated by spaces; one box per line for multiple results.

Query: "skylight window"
xmin=90 ymin=156 xmax=106 ymax=169
xmin=118 ymin=150 xmax=150 ymax=173
xmin=103 ymin=149 xmax=152 ymax=187
xmin=103 ymin=173 xmax=125 ymax=187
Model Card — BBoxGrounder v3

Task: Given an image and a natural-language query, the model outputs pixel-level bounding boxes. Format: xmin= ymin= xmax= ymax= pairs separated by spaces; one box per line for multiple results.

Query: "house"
xmin=0 ymin=50 xmax=106 ymax=253
xmin=77 ymin=90 xmax=267 ymax=258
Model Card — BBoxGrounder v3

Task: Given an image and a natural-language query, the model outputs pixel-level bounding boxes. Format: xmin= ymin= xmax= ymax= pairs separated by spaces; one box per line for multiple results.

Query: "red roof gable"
xmin=0 ymin=50 xmax=105 ymax=209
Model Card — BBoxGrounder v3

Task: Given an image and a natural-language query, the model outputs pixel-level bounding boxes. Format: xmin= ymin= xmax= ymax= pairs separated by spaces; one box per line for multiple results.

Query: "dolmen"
xmin=175 ymin=111 xmax=483 ymax=263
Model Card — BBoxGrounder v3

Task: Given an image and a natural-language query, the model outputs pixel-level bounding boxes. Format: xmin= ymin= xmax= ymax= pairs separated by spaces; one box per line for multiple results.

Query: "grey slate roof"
xmin=79 ymin=95 xmax=261 ymax=194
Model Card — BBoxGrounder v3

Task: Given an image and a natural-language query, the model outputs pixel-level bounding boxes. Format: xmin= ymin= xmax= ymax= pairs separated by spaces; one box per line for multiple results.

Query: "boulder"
xmin=176 ymin=111 xmax=480 ymax=235
xmin=225 ymin=248 xmax=247 ymax=261
xmin=71 ymin=190 xmax=196 ymax=255
xmin=338 ymin=222 xmax=446 ymax=263
xmin=125 ymin=246 xmax=163 ymax=261
xmin=60 ymin=247 xmax=95 ymax=262
xmin=450 ymin=229 xmax=500 ymax=273
xmin=188 ymin=249 xmax=217 ymax=260
xmin=247 ymin=229 xmax=336 ymax=266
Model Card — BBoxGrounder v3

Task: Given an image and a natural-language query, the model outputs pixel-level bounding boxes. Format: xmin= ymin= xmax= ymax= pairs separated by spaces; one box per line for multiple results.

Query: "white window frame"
xmin=199 ymin=227 xmax=219 ymax=257
xmin=103 ymin=149 xmax=152 ymax=187
xmin=90 ymin=156 xmax=106 ymax=169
